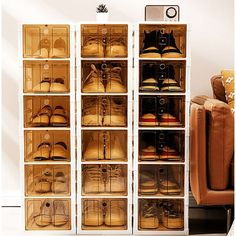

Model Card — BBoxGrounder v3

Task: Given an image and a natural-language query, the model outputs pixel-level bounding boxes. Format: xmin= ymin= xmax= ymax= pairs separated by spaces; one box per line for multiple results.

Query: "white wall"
xmin=2 ymin=0 xmax=234 ymax=205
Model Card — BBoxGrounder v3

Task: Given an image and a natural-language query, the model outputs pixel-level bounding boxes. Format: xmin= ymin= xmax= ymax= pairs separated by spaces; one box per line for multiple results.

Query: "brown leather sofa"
xmin=190 ymin=75 xmax=234 ymax=207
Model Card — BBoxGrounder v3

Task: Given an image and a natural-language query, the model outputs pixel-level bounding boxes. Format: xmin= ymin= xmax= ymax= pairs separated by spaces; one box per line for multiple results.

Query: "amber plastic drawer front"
xmin=82 ymin=198 xmax=127 ymax=230
xmin=81 ymin=24 xmax=128 ymax=58
xmin=138 ymin=164 xmax=184 ymax=197
xmin=23 ymin=60 xmax=70 ymax=93
xmin=23 ymin=96 xmax=70 ymax=128
xmin=81 ymin=95 xmax=127 ymax=127
xmin=139 ymin=24 xmax=187 ymax=58
xmin=139 ymin=60 xmax=186 ymax=93
xmin=25 ymin=164 xmax=71 ymax=196
xmin=138 ymin=199 xmax=184 ymax=231
xmin=82 ymin=130 xmax=127 ymax=162
xmin=139 ymin=130 xmax=185 ymax=162
xmin=25 ymin=198 xmax=71 ymax=230
xmin=139 ymin=95 xmax=185 ymax=127
xmin=23 ymin=24 xmax=70 ymax=58
xmin=24 ymin=130 xmax=70 ymax=162
xmin=82 ymin=164 xmax=128 ymax=196
xmin=81 ymin=60 xmax=128 ymax=93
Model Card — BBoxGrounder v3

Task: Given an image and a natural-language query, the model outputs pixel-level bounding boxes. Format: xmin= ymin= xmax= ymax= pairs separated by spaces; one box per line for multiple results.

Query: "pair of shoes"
xmin=161 ymin=201 xmax=184 ymax=229
xmin=139 ymin=200 xmax=184 ymax=229
xmin=83 ymin=165 xmax=126 ymax=194
xmin=140 ymin=200 xmax=159 ymax=229
xmin=82 ymin=97 xmax=126 ymax=126
xmin=82 ymin=37 xmax=127 ymax=58
xmin=33 ymin=38 xmax=67 ymax=58
xmin=34 ymin=168 xmax=68 ymax=194
xmin=31 ymin=105 xmax=68 ymax=127
xmin=140 ymin=145 xmax=180 ymax=161
xmin=82 ymin=64 xmax=126 ymax=93
xmin=83 ymin=200 xmax=126 ymax=227
xmin=33 ymin=142 xmax=69 ymax=161
xmin=33 ymin=77 xmax=68 ymax=93
xmin=83 ymin=131 xmax=125 ymax=161
xmin=139 ymin=113 xmax=181 ymax=127
xmin=139 ymin=167 xmax=181 ymax=195
xmin=140 ymin=30 xmax=182 ymax=58
xmin=140 ymin=64 xmax=183 ymax=92
xmin=33 ymin=199 xmax=69 ymax=227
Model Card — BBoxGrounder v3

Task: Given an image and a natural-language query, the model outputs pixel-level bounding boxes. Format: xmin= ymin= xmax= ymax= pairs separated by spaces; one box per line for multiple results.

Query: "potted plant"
xmin=96 ymin=4 xmax=109 ymax=22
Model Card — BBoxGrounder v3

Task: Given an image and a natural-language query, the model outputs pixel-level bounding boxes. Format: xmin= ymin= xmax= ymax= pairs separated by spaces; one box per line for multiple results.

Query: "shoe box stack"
xmin=77 ymin=23 xmax=132 ymax=234
xmin=21 ymin=24 xmax=75 ymax=233
xmin=133 ymin=23 xmax=190 ymax=234
xmin=20 ymin=22 xmax=189 ymax=235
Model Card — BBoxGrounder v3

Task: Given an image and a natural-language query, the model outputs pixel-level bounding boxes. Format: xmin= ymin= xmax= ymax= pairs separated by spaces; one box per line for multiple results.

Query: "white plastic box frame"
xmin=133 ymin=22 xmax=190 ymax=235
xmin=19 ymin=23 xmax=76 ymax=235
xmin=76 ymin=22 xmax=133 ymax=235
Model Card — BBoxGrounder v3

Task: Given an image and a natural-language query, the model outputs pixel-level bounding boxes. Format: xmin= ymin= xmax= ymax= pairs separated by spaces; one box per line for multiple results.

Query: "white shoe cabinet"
xmin=20 ymin=24 xmax=76 ymax=234
xmin=76 ymin=22 xmax=133 ymax=234
xmin=19 ymin=22 xmax=190 ymax=235
xmin=133 ymin=22 xmax=190 ymax=235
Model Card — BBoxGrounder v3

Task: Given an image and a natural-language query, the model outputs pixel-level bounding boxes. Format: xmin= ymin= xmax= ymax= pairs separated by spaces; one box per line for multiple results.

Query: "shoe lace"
xmin=84 ymin=166 xmax=103 ymax=180
xmin=142 ymin=202 xmax=157 ymax=217
xmin=105 ymin=67 xmax=122 ymax=83
xmin=83 ymin=64 xmax=103 ymax=85
xmin=109 ymin=165 xmax=122 ymax=178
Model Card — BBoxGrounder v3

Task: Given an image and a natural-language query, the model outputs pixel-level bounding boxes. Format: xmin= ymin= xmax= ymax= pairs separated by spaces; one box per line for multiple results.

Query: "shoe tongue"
xmin=91 ymin=64 xmax=97 ymax=72
xmin=38 ymin=142 xmax=51 ymax=149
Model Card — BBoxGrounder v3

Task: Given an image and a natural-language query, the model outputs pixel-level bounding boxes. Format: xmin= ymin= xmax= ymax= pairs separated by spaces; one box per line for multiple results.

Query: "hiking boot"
xmin=82 ymin=97 xmax=103 ymax=126
xmin=106 ymin=38 xmax=127 ymax=57
xmin=82 ymin=64 xmax=105 ymax=93
xmin=82 ymin=38 xmax=104 ymax=58
xmin=105 ymin=67 xmax=126 ymax=93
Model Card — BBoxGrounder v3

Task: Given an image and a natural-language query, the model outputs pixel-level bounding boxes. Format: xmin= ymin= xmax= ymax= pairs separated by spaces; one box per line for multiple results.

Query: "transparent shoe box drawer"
xmin=82 ymin=130 xmax=127 ymax=162
xmin=138 ymin=199 xmax=184 ymax=231
xmin=24 ymin=96 xmax=70 ymax=128
xmin=139 ymin=130 xmax=185 ymax=162
xmin=138 ymin=164 xmax=184 ymax=197
xmin=82 ymin=164 xmax=127 ymax=196
xmin=81 ymin=95 xmax=127 ymax=127
xmin=139 ymin=95 xmax=185 ymax=127
xmin=81 ymin=60 xmax=127 ymax=93
xmin=82 ymin=198 xmax=127 ymax=230
xmin=23 ymin=24 xmax=70 ymax=58
xmin=23 ymin=60 xmax=70 ymax=93
xmin=25 ymin=198 xmax=71 ymax=230
xmin=25 ymin=164 xmax=70 ymax=196
xmin=139 ymin=24 xmax=187 ymax=58
xmin=139 ymin=60 xmax=186 ymax=93
xmin=24 ymin=130 xmax=70 ymax=162
xmin=81 ymin=24 xmax=128 ymax=58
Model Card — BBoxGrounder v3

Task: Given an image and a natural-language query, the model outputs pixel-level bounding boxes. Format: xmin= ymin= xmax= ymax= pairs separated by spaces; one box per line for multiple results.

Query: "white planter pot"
xmin=96 ymin=12 xmax=109 ymax=22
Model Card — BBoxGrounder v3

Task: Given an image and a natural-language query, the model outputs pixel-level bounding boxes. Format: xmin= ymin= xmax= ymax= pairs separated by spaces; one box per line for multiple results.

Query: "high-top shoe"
xmin=82 ymin=64 xmax=105 ymax=93
xmin=82 ymin=38 xmax=104 ymax=58
xmin=105 ymin=67 xmax=126 ymax=93
xmin=140 ymin=64 xmax=159 ymax=91
xmin=104 ymin=201 xmax=126 ymax=226
xmin=83 ymin=132 xmax=104 ymax=161
xmin=83 ymin=165 xmax=105 ymax=194
xmin=140 ymin=200 xmax=159 ymax=229
xmin=82 ymin=200 xmax=104 ymax=226
xmin=52 ymin=200 xmax=69 ymax=226
xmin=103 ymin=97 xmax=126 ymax=126
xmin=105 ymin=132 xmax=126 ymax=161
xmin=82 ymin=97 xmax=103 ymax=126
xmin=140 ymin=30 xmax=161 ymax=58
xmin=106 ymin=165 xmax=126 ymax=193
xmin=161 ymin=31 xmax=182 ymax=58
xmin=157 ymin=65 xmax=182 ymax=92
